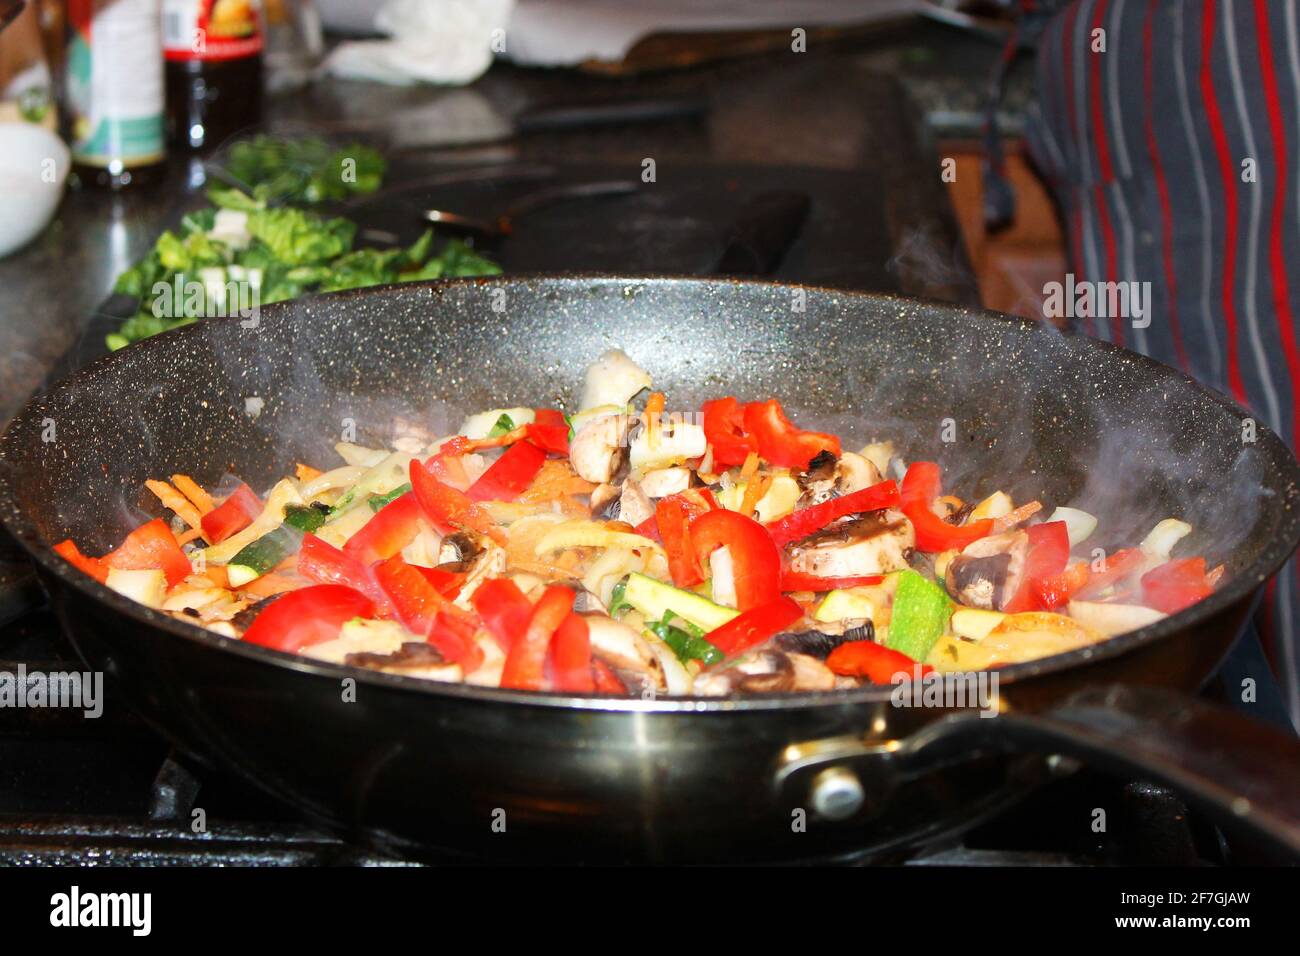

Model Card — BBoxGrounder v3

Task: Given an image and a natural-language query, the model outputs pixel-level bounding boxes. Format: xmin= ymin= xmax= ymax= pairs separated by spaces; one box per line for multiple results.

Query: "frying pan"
xmin=2 ymin=276 xmax=1298 ymax=863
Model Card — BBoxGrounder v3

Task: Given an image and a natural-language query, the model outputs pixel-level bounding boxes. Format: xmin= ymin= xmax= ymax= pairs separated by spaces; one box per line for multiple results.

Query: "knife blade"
xmin=711 ymin=190 xmax=812 ymax=276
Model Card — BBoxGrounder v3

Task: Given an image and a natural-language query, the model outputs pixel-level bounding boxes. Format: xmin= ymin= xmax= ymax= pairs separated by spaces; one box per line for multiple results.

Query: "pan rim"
xmin=1 ymin=273 xmax=1297 ymax=714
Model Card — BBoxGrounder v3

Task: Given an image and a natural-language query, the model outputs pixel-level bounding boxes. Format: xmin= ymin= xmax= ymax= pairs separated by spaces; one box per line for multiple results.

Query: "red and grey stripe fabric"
xmin=1023 ymin=0 xmax=1300 ymax=722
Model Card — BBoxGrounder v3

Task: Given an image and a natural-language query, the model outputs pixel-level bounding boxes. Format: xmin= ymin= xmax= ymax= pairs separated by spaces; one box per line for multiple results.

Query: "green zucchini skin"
xmin=227 ymin=504 xmax=329 ymax=585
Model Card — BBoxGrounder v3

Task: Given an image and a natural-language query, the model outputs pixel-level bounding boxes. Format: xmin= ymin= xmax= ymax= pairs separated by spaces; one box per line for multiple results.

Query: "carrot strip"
xmin=740 ymin=473 xmax=771 ymax=519
xmin=295 ymin=463 xmax=323 ymax=481
xmin=145 ymin=480 xmax=208 ymax=541
xmin=519 ymin=460 xmax=596 ymax=502
xmin=991 ymin=501 xmax=1043 ymax=533
xmin=176 ymin=527 xmax=204 ymax=545
xmin=644 ymin=392 xmax=667 ymax=449
xmin=170 ymin=474 xmax=214 ymax=514
xmin=644 ymin=392 xmax=666 ymax=421
xmin=237 ymin=572 xmax=308 ymax=599
xmin=201 ymin=565 xmax=230 ymax=589
xmin=739 ymin=451 xmax=760 ymax=484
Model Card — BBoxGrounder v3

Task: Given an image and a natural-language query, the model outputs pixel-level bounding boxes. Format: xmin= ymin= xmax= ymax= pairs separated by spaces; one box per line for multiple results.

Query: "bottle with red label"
xmin=162 ymin=0 xmax=264 ymax=152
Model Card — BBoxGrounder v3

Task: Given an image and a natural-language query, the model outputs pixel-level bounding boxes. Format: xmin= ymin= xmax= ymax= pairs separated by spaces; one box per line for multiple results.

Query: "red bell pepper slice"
xmin=635 ymin=488 xmax=717 ymax=542
xmin=53 ymin=539 xmax=109 ymax=583
xmin=653 ymin=489 xmax=719 ymax=587
xmin=591 ymin=659 xmax=627 ymax=694
xmin=105 ymin=518 xmax=192 ymax=587
xmin=1033 ymin=561 xmax=1091 ymax=611
xmin=242 ymin=584 xmax=375 ymax=652
xmin=534 ymin=409 xmax=566 ymax=429
xmin=1141 ymin=557 xmax=1216 ymax=614
xmin=467 ymin=439 xmax=547 ymax=502
xmin=416 ymin=565 xmax=464 ymax=598
xmin=299 ymin=533 xmax=390 ymax=612
xmin=701 ymin=397 xmax=758 ymax=468
xmin=200 ymin=482 xmax=262 ymax=544
xmin=409 ymin=459 xmax=506 ymax=545
xmin=780 ymin=571 xmax=884 ymax=592
xmin=743 ymin=399 xmax=841 ymax=469
xmin=501 ymin=585 xmax=574 ymax=690
xmin=550 ymin=612 xmax=595 ymax=693
xmin=526 ymin=424 xmax=569 ymax=456
xmin=1002 ymin=520 xmax=1071 ymax=613
xmin=1075 ymin=547 xmax=1144 ymax=600
xmin=703 ymin=595 xmax=804 ymax=655
xmin=372 ymin=555 xmax=483 ymax=670
xmin=343 ymin=491 xmax=423 ymax=565
xmin=765 ymin=479 xmax=901 ymax=548
xmin=900 ymin=462 xmax=994 ymax=553
xmin=470 ymin=577 xmax=535 ymax=654
xmin=429 ymin=611 xmax=484 ymax=673
xmin=826 ymin=640 xmax=932 ymax=684
xmin=528 ymin=409 xmax=570 ymax=455
xmin=689 ymin=508 xmax=782 ymax=610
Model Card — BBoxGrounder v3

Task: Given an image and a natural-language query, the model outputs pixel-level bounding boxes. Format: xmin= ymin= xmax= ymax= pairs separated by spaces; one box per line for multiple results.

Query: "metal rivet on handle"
xmin=809 ymin=766 xmax=865 ymax=821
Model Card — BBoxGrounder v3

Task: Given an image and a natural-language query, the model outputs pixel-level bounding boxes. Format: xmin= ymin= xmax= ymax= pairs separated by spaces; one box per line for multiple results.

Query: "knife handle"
xmin=712 ymin=190 xmax=812 ymax=276
xmin=513 ymin=95 xmax=709 ymax=134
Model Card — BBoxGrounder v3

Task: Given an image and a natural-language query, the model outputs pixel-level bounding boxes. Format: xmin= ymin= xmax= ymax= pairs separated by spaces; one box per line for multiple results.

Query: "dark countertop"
xmin=0 ymin=18 xmax=1018 ymax=424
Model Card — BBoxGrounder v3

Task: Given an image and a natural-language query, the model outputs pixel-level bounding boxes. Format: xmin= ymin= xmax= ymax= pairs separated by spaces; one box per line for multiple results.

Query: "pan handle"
xmin=780 ymin=684 xmax=1300 ymax=858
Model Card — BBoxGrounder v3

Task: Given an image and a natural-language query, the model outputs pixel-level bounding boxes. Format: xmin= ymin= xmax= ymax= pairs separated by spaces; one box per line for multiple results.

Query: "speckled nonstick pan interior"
xmin=1 ymin=276 xmax=1297 ymax=862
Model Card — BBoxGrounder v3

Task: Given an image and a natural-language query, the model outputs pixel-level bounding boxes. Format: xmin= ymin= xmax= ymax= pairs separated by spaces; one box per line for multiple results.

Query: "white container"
xmin=0 ymin=122 xmax=70 ymax=258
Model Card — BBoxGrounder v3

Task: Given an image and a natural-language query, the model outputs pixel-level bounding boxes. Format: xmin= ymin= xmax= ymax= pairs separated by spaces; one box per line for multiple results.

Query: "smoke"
xmin=7 ymin=279 xmax=1276 ymax=589
xmin=885 ymin=224 xmax=978 ymax=301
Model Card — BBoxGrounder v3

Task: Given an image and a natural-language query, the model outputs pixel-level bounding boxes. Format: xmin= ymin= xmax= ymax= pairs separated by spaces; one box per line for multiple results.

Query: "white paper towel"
xmin=319 ymin=0 xmax=921 ymax=84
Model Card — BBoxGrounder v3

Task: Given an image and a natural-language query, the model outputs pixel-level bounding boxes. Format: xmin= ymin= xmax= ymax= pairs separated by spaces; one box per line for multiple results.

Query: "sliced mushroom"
xmin=774 ymin=621 xmax=872 ymax=659
xmin=837 ymin=452 xmax=883 ymax=494
xmin=572 ymin=588 xmax=606 ymax=613
xmin=438 ymin=531 xmax=482 ymax=568
xmin=584 ymin=614 xmax=665 ymax=688
xmin=569 ymin=413 xmax=629 ymax=484
xmin=944 ymin=530 xmax=1029 ymax=610
xmin=450 ymin=534 xmax=508 ymax=609
xmin=694 ymin=649 xmax=796 ymax=696
xmin=639 ymin=467 xmax=692 ymax=499
xmin=796 ymin=451 xmax=883 ymax=507
xmin=345 ymin=642 xmax=464 ymax=682
xmin=590 ymin=483 xmax=622 ymax=519
xmin=786 ymin=508 xmax=915 ymax=578
xmin=787 ymin=653 xmax=837 ymax=691
xmin=796 ymin=450 xmax=839 ymax=505
xmin=614 ymin=478 xmax=654 ymax=528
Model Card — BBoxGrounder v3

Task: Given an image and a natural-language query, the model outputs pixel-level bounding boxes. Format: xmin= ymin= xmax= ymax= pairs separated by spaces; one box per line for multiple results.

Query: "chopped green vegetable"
xmin=487 ymin=413 xmax=515 ymax=439
xmin=886 ymin=569 xmax=951 ymax=662
xmin=647 ymin=611 xmax=723 ymax=665
xmin=107 ymin=188 xmax=501 ymax=348
xmin=367 ymin=483 xmax=411 ymax=512
xmin=246 ymin=207 xmax=355 ymax=266
xmin=608 ymin=577 xmax=632 ymax=616
xmin=226 ymin=504 xmax=329 ymax=586
xmin=621 ymin=571 xmax=738 ymax=632
xmin=213 ymin=135 xmax=387 ymax=207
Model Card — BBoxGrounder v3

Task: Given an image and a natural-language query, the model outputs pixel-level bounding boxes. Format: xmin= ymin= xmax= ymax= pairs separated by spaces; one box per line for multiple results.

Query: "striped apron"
xmin=1016 ymin=0 xmax=1300 ymax=723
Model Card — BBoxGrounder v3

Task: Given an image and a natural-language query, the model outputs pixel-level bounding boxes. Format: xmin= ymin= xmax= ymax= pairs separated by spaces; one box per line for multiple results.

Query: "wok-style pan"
xmin=2 ymin=276 xmax=1299 ymax=863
